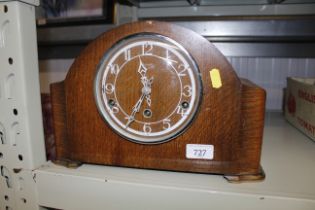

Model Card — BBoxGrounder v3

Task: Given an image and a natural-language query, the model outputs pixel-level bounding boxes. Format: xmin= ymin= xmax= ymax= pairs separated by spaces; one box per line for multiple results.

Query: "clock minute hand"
xmin=134 ymin=93 xmax=146 ymax=112
xmin=125 ymin=76 xmax=153 ymax=128
xmin=125 ymin=93 xmax=146 ymax=128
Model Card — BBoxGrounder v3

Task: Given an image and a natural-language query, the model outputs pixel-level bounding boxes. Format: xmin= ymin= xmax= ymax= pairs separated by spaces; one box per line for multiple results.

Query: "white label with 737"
xmin=186 ymin=144 xmax=214 ymax=160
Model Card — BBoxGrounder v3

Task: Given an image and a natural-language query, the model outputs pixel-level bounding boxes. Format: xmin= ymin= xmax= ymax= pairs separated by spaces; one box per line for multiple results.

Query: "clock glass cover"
xmin=94 ymin=33 xmax=202 ymax=144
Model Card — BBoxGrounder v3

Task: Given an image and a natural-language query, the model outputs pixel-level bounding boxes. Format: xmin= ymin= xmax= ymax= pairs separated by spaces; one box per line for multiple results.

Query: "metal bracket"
xmin=0 ymin=1 xmax=45 ymax=209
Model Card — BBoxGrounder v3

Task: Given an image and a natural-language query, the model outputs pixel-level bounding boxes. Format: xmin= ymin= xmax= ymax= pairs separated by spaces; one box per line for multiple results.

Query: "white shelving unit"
xmin=0 ymin=1 xmax=315 ymax=210
xmin=0 ymin=1 xmax=45 ymax=210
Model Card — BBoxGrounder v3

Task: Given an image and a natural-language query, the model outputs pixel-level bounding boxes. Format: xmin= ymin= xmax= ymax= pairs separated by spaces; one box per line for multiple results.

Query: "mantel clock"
xmin=51 ymin=21 xmax=266 ymax=182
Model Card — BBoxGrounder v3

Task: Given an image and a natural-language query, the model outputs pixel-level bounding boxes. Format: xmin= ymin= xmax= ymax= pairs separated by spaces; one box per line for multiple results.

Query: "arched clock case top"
xmin=50 ymin=21 xmax=266 ymax=182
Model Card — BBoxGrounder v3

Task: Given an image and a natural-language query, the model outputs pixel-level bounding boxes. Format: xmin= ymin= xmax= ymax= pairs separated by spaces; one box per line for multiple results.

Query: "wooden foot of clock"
xmin=224 ymin=166 xmax=266 ymax=183
xmin=50 ymin=21 xmax=266 ymax=182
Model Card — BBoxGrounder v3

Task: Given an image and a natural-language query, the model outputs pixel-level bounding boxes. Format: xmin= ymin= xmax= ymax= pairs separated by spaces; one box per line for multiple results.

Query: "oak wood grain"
xmin=51 ymin=21 xmax=266 ymax=176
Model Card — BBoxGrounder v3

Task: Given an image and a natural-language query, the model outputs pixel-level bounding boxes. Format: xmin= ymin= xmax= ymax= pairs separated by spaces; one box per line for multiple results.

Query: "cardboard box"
xmin=285 ymin=77 xmax=315 ymax=142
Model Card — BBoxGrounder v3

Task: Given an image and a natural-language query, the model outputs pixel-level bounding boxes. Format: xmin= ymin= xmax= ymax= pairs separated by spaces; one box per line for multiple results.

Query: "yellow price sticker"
xmin=209 ymin=68 xmax=222 ymax=89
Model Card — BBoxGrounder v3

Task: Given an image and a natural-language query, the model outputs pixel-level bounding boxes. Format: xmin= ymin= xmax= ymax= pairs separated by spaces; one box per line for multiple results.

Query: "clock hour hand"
xmin=138 ymin=57 xmax=148 ymax=78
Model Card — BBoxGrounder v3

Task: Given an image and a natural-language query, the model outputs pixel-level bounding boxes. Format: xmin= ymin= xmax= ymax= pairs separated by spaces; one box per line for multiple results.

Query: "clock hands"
xmin=125 ymin=78 xmax=153 ymax=128
xmin=125 ymin=93 xmax=146 ymax=128
xmin=125 ymin=58 xmax=154 ymax=128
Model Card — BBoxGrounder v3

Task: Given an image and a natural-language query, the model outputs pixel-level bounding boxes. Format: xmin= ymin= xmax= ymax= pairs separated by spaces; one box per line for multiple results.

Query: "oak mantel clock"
xmin=51 ymin=21 xmax=266 ymax=182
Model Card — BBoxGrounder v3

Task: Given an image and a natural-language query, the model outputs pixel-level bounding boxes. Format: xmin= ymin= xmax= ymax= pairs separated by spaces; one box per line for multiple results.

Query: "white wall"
xmin=39 ymin=59 xmax=73 ymax=93
xmin=39 ymin=57 xmax=315 ymax=111
xmin=228 ymin=57 xmax=315 ymax=110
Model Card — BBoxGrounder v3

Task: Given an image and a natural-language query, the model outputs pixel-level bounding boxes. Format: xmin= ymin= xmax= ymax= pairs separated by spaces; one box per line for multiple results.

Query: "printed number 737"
xmin=194 ymin=149 xmax=207 ymax=157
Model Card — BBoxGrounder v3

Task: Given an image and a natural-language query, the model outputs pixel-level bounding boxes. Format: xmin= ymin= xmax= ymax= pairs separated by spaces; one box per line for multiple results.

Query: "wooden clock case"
xmin=50 ymin=21 xmax=266 ymax=181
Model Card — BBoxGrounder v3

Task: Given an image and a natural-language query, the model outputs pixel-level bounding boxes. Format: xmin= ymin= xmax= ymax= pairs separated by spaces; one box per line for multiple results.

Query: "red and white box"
xmin=285 ymin=77 xmax=315 ymax=142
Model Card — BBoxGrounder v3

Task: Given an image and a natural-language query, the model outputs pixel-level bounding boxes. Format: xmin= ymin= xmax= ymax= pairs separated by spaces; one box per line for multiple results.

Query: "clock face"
xmin=94 ymin=34 xmax=202 ymax=144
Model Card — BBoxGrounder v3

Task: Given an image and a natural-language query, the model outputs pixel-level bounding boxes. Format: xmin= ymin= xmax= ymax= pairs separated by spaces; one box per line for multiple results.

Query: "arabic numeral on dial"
xmin=177 ymin=64 xmax=188 ymax=77
xmin=176 ymin=105 xmax=187 ymax=117
xmin=110 ymin=64 xmax=120 ymax=75
xmin=103 ymin=83 xmax=115 ymax=94
xmin=182 ymin=85 xmax=192 ymax=97
xmin=142 ymin=42 xmax=153 ymax=55
xmin=162 ymin=118 xmax=171 ymax=130
xmin=143 ymin=123 xmax=152 ymax=134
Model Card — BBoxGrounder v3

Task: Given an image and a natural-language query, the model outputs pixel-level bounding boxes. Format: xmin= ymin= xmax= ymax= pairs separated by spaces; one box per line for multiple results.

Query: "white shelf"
xmin=34 ymin=112 xmax=315 ymax=210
